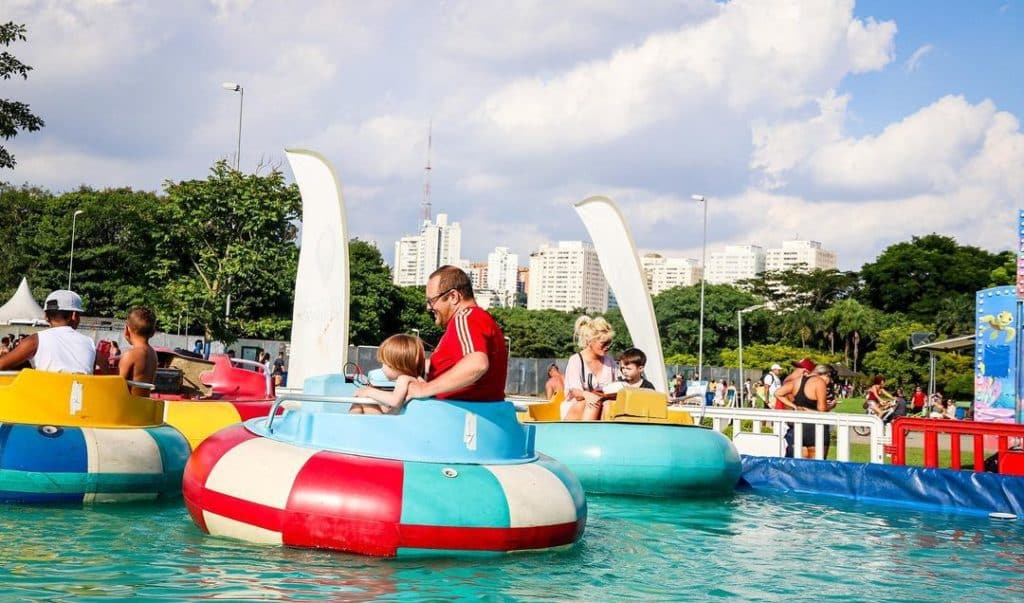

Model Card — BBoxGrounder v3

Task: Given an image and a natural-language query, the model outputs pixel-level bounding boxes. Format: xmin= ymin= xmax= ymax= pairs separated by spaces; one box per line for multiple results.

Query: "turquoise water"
xmin=2 ymin=491 xmax=1023 ymax=601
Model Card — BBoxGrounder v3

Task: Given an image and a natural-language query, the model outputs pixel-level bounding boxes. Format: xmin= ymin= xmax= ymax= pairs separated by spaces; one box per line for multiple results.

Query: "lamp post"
xmin=692 ymin=194 xmax=708 ymax=382
xmin=68 ymin=209 xmax=84 ymax=289
xmin=737 ymin=303 xmax=767 ymax=407
xmin=222 ymin=82 xmax=244 ymax=170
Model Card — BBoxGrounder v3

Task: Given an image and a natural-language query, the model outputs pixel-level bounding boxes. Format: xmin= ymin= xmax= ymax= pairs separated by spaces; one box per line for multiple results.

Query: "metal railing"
xmin=672 ymin=405 xmax=887 ymax=463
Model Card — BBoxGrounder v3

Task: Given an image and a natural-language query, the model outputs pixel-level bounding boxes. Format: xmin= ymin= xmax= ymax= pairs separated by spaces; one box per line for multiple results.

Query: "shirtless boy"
xmin=119 ymin=307 xmax=159 ymax=397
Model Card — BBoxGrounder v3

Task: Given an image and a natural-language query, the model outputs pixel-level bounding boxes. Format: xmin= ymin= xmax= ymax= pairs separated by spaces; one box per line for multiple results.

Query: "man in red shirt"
xmin=406 ymin=265 xmax=508 ymax=401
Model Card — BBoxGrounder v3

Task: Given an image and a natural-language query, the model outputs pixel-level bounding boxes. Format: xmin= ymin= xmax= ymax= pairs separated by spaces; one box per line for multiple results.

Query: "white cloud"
xmin=3 ymin=0 xmax=1021 ymax=274
xmin=905 ymin=44 xmax=934 ymax=72
xmin=473 ymin=0 xmax=895 ymax=151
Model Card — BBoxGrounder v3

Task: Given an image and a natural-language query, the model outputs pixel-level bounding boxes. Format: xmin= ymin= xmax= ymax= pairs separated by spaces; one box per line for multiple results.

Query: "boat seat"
xmin=604 ymin=389 xmax=693 ymax=425
xmin=167 ymin=354 xmax=215 ymax=398
xmin=527 ymin=391 xmax=564 ymax=422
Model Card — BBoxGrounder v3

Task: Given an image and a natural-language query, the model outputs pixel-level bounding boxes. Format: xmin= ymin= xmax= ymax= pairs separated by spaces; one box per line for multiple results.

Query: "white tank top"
xmin=33 ymin=326 xmax=96 ymax=374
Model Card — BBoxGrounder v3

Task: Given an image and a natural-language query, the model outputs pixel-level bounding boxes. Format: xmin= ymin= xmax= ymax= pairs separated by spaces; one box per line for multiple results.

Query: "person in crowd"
xmin=865 ymin=374 xmax=896 ymax=418
xmin=714 ymin=379 xmax=727 ymax=406
xmin=119 ymin=307 xmax=159 ymax=397
xmin=774 ymin=363 xmax=833 ymax=458
xmin=910 ymin=385 xmax=927 ymax=415
xmin=273 ymin=351 xmax=286 ymax=374
xmin=562 ymin=315 xmax=617 ymax=421
xmin=882 ymin=390 xmax=908 ymax=424
xmin=544 ymin=363 xmax=565 ymax=400
xmin=405 ymin=265 xmax=508 ymax=403
xmin=0 ymin=290 xmax=95 ymax=374
xmin=671 ymin=374 xmax=685 ymax=399
xmin=352 ymin=334 xmax=426 ymax=414
xmin=617 ymin=348 xmax=656 ymax=390
xmin=109 ymin=340 xmax=122 ymax=358
xmin=763 ymin=363 xmax=783 ymax=408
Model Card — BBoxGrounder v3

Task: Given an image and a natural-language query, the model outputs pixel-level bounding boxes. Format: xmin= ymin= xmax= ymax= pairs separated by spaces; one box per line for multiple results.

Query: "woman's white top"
xmin=560 ymin=352 xmax=618 ymax=419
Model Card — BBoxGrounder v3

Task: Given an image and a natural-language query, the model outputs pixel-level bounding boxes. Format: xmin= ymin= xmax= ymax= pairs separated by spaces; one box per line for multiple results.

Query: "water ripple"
xmin=1 ymin=492 xmax=1023 ymax=601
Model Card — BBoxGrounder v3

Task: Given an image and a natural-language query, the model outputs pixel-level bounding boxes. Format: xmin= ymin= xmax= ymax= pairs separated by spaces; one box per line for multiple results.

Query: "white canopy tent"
xmin=0 ymin=277 xmax=46 ymax=326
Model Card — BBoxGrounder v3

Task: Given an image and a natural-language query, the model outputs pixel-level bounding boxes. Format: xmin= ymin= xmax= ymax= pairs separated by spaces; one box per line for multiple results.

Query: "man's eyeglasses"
xmin=426 ymin=288 xmax=455 ymax=310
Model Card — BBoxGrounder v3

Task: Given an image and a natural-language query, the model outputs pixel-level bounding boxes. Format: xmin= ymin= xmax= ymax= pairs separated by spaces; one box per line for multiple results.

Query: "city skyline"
xmin=5 ymin=1 xmax=1021 ymax=272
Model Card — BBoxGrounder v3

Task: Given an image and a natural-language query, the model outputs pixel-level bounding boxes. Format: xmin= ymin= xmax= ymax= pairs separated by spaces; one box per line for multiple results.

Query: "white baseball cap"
xmin=43 ymin=290 xmax=85 ymax=313
xmin=770 ymin=363 xmax=783 ymax=371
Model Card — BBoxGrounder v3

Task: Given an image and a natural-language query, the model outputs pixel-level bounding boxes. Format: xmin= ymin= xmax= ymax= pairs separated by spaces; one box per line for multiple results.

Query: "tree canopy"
xmin=859 ymin=234 xmax=1012 ymax=322
xmin=1 ymin=22 xmax=45 ymax=169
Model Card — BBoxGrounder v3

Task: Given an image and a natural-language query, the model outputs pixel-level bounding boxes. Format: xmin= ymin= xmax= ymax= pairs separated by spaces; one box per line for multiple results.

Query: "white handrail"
xmin=671 ymin=406 xmax=887 ymax=463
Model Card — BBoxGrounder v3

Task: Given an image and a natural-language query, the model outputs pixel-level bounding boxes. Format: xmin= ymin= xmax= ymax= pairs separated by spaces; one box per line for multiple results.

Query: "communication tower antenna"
xmin=421 ymin=120 xmax=433 ymax=224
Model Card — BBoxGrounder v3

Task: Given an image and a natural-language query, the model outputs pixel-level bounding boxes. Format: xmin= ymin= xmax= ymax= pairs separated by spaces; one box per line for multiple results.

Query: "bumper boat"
xmin=523 ymin=388 xmax=741 ymax=497
xmin=0 ymin=369 xmax=190 ymax=503
xmin=152 ymin=350 xmax=278 ymax=450
xmin=183 ymin=374 xmax=587 ymax=557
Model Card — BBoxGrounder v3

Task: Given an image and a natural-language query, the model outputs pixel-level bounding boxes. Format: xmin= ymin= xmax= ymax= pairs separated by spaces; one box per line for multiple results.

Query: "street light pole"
xmin=222 ymin=82 xmax=244 ymax=170
xmin=692 ymin=194 xmax=708 ymax=382
xmin=737 ymin=303 xmax=767 ymax=407
xmin=68 ymin=209 xmax=84 ymax=289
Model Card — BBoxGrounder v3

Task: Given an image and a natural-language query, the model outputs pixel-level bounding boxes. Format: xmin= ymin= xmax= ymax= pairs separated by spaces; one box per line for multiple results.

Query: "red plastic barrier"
xmin=888 ymin=417 xmax=1024 ymax=474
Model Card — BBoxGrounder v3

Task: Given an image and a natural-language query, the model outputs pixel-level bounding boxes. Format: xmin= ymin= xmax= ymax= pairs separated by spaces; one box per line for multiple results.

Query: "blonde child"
xmin=119 ymin=307 xmax=159 ymax=397
xmin=351 ymin=334 xmax=426 ymax=415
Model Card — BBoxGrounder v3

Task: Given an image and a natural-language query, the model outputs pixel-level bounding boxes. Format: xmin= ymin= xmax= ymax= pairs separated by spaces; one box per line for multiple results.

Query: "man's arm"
xmin=406 ymin=351 xmax=488 ymax=400
xmin=0 ymin=334 xmax=37 ymax=370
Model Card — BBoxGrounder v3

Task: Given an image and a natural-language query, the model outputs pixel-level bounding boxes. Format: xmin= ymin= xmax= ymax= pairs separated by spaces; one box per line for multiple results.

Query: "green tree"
xmin=738 ymin=267 xmax=858 ymax=313
xmin=154 ymin=162 xmax=300 ymax=343
xmin=861 ymin=321 xmax=933 ymax=388
xmin=719 ymin=343 xmax=841 ymax=370
xmin=822 ymin=298 xmax=890 ymax=372
xmin=652 ymin=284 xmax=762 ymax=362
xmin=490 ymin=307 xmax=577 ymax=358
xmin=21 ymin=187 xmax=169 ymax=318
xmin=933 ymin=293 xmax=974 ymax=338
xmin=0 ymin=182 xmax=50 ymax=292
xmin=860 ymin=234 xmax=1009 ymax=320
xmin=1 ymin=22 xmax=45 ymax=169
xmin=348 ymin=239 xmax=399 ymax=345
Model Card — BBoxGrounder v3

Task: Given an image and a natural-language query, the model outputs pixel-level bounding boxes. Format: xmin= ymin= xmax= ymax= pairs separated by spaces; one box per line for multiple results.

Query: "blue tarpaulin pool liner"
xmin=740 ymin=456 xmax=1024 ymax=517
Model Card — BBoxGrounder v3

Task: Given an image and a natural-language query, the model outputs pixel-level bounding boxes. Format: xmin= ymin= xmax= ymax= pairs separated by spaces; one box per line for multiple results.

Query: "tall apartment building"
xmin=465 ymin=262 xmax=489 ymax=292
xmin=641 ymin=254 xmax=703 ymax=294
xmin=392 ymin=213 xmax=462 ymax=286
xmin=487 ymin=247 xmax=519 ymax=307
xmin=706 ymin=245 xmax=766 ymax=285
xmin=527 ymin=241 xmax=608 ymax=313
xmin=765 ymin=240 xmax=838 ymax=272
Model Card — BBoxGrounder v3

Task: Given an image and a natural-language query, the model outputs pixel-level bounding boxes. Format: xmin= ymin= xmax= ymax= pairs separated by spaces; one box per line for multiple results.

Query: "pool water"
xmin=2 ymin=491 xmax=1023 ymax=601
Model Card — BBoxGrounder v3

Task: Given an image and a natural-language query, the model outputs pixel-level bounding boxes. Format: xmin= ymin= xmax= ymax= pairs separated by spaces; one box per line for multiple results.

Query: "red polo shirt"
xmin=427 ymin=306 xmax=508 ymax=401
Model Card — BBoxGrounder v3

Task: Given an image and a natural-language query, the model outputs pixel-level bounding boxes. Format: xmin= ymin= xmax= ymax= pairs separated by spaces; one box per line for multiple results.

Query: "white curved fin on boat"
xmin=284 ymin=149 xmax=349 ymax=387
xmin=574 ymin=196 xmax=667 ymax=393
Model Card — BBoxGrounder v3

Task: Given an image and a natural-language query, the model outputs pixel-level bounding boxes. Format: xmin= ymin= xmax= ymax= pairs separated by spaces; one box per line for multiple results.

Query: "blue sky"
xmin=846 ymin=1 xmax=1023 ymax=135
xmin=4 ymin=0 xmax=1023 ymax=272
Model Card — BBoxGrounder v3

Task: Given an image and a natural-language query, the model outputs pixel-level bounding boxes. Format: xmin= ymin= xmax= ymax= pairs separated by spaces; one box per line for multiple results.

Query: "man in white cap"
xmin=0 ymin=289 xmax=95 ymax=374
xmin=763 ymin=363 xmax=783 ymax=407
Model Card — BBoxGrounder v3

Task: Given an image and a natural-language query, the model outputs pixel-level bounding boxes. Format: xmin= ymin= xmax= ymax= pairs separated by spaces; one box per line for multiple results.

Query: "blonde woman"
xmin=562 ymin=316 xmax=617 ymax=421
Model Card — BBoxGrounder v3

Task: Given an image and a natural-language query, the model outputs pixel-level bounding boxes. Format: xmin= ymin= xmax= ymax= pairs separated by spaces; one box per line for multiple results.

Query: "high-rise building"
xmin=487 ymin=247 xmax=519 ymax=307
xmin=765 ymin=240 xmax=838 ymax=272
xmin=466 ymin=262 xmax=489 ymax=292
xmin=706 ymin=245 xmax=765 ymax=285
xmin=641 ymin=253 xmax=703 ymax=294
xmin=527 ymin=241 xmax=608 ymax=313
xmin=392 ymin=213 xmax=462 ymax=286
